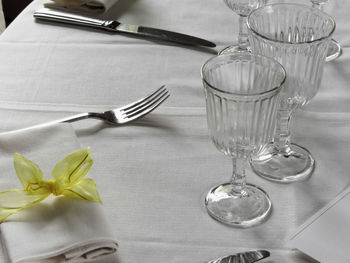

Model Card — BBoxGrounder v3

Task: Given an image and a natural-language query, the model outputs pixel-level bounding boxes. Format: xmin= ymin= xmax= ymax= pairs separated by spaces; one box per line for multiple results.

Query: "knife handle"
xmin=33 ymin=8 xmax=116 ymax=31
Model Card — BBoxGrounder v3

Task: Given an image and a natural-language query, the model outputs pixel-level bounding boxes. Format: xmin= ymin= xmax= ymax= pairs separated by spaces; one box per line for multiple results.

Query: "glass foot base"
xmin=250 ymin=143 xmax=315 ymax=183
xmin=219 ymin=45 xmax=251 ymax=55
xmin=326 ymin=39 xmax=342 ymax=62
xmin=205 ymin=183 xmax=272 ymax=228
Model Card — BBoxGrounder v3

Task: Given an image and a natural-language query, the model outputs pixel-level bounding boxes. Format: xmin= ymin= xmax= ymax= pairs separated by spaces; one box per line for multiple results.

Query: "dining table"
xmin=0 ymin=0 xmax=349 ymax=262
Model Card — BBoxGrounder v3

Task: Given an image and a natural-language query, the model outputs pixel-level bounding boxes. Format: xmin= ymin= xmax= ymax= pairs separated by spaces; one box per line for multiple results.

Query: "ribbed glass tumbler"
xmin=247 ymin=4 xmax=335 ymax=183
xmin=201 ymin=53 xmax=285 ymax=227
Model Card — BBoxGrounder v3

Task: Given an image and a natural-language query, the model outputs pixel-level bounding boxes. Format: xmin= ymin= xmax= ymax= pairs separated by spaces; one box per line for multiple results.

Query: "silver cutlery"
xmin=55 ymin=85 xmax=169 ymax=125
xmin=33 ymin=8 xmax=216 ymax=48
xmin=11 ymin=86 xmax=169 ymax=133
xmin=206 ymin=250 xmax=270 ymax=263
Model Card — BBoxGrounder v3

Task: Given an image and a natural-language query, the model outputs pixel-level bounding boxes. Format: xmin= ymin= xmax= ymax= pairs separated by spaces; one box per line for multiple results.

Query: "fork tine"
xmin=123 ymin=90 xmax=169 ymax=121
xmin=123 ymin=87 xmax=168 ymax=115
xmin=119 ymin=85 xmax=166 ymax=112
xmin=124 ymin=89 xmax=169 ymax=118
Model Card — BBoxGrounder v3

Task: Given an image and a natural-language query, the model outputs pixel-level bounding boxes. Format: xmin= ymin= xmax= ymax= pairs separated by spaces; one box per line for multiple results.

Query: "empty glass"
xmin=201 ymin=53 xmax=285 ymax=227
xmin=247 ymin=4 xmax=335 ymax=182
xmin=221 ymin=0 xmax=267 ymax=54
xmin=310 ymin=0 xmax=342 ymax=62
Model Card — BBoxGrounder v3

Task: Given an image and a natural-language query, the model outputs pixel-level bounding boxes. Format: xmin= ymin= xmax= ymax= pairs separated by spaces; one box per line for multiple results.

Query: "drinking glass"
xmin=201 ymin=53 xmax=285 ymax=227
xmin=247 ymin=4 xmax=335 ymax=182
xmin=310 ymin=0 xmax=342 ymax=62
xmin=220 ymin=0 xmax=267 ymax=54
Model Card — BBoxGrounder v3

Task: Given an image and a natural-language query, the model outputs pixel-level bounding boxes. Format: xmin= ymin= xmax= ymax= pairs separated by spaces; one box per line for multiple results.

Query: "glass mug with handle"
xmin=310 ymin=0 xmax=342 ymax=62
xmin=201 ymin=52 xmax=285 ymax=227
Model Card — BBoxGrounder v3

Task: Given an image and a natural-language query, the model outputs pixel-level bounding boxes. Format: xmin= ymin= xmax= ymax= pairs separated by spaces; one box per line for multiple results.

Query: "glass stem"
xmin=312 ymin=2 xmax=325 ymax=11
xmin=230 ymin=155 xmax=247 ymax=195
xmin=237 ymin=15 xmax=249 ymax=50
xmin=274 ymin=108 xmax=292 ymax=152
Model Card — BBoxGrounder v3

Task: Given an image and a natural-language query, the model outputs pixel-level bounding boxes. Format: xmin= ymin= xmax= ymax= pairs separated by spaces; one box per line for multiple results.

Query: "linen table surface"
xmin=0 ymin=0 xmax=349 ymax=262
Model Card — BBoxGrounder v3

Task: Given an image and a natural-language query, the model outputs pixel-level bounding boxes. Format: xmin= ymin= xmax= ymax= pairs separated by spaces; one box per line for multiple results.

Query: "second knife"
xmin=33 ymin=8 xmax=216 ymax=48
xmin=206 ymin=250 xmax=270 ymax=263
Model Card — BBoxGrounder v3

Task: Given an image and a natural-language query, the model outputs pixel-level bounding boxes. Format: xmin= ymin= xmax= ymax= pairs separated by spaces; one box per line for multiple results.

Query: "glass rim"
xmin=201 ymin=52 xmax=286 ymax=97
xmin=247 ymin=3 xmax=336 ymax=45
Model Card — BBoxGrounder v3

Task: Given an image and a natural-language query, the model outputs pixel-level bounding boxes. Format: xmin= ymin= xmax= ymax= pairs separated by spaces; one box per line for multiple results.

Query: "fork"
xmin=55 ymin=85 xmax=169 ymax=125
xmin=11 ymin=86 xmax=169 ymax=133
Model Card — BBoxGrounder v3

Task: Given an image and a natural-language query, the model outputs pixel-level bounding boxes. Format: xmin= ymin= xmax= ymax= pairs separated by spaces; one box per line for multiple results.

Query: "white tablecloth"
xmin=0 ymin=0 xmax=349 ymax=262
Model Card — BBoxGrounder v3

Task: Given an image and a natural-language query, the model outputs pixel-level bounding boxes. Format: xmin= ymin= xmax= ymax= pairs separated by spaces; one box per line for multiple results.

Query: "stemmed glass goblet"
xmin=310 ymin=0 xmax=342 ymax=62
xmin=220 ymin=0 xmax=267 ymax=54
xmin=247 ymin=4 xmax=335 ymax=182
xmin=201 ymin=52 xmax=285 ymax=227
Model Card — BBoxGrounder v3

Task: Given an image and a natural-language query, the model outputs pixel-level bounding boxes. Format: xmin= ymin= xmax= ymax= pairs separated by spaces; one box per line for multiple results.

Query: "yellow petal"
xmin=14 ymin=153 xmax=43 ymax=191
xmin=52 ymin=148 xmax=93 ymax=193
xmin=62 ymin=177 xmax=102 ymax=203
xmin=0 ymin=190 xmax=49 ymax=223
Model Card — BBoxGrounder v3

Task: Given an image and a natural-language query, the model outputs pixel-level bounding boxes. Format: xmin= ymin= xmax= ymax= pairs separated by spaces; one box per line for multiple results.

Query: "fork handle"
xmin=10 ymin=112 xmax=106 ymax=133
xmin=59 ymin=112 xmax=105 ymax=123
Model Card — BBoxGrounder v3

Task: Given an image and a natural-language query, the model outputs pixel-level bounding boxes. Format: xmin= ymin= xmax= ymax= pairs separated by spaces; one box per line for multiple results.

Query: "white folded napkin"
xmin=0 ymin=124 xmax=118 ymax=263
xmin=44 ymin=0 xmax=119 ymax=13
xmin=289 ymin=185 xmax=350 ymax=263
xmin=0 ymin=0 xmax=5 ymax=33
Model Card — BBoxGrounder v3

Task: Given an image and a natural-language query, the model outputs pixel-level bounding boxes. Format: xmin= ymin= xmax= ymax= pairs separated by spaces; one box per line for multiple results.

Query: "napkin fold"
xmin=44 ymin=0 xmax=119 ymax=13
xmin=0 ymin=124 xmax=118 ymax=263
xmin=289 ymin=185 xmax=350 ymax=263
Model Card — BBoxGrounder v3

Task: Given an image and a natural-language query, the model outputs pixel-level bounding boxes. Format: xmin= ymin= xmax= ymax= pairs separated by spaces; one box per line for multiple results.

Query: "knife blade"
xmin=33 ymin=8 xmax=216 ymax=48
xmin=206 ymin=250 xmax=270 ymax=263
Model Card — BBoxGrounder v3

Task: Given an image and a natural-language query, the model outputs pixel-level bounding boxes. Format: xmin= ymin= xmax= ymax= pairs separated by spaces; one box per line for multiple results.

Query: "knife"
xmin=33 ymin=8 xmax=216 ymax=48
xmin=206 ymin=250 xmax=270 ymax=263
